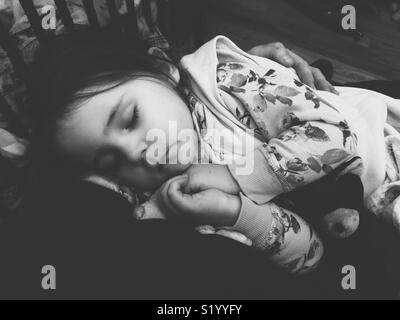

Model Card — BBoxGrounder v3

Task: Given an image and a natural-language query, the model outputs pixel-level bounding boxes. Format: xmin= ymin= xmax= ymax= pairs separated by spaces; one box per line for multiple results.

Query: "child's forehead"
xmin=63 ymin=77 xmax=159 ymax=129
xmin=56 ymin=85 xmax=126 ymax=164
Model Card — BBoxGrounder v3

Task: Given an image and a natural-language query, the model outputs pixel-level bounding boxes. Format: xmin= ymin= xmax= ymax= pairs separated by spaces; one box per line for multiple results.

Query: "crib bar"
xmin=125 ymin=0 xmax=139 ymax=36
xmin=54 ymin=0 xmax=75 ymax=32
xmin=0 ymin=21 xmax=29 ymax=137
xmin=191 ymin=1 xmax=205 ymax=48
xmin=82 ymin=0 xmax=100 ymax=28
xmin=170 ymin=0 xmax=204 ymax=48
xmin=106 ymin=0 xmax=122 ymax=31
xmin=18 ymin=0 xmax=47 ymax=41
xmin=168 ymin=0 xmax=182 ymax=44
xmin=0 ymin=92 xmax=28 ymax=138
xmin=0 ymin=20 xmax=29 ymax=81
xmin=143 ymin=0 xmax=155 ymax=32
xmin=157 ymin=0 xmax=171 ymax=40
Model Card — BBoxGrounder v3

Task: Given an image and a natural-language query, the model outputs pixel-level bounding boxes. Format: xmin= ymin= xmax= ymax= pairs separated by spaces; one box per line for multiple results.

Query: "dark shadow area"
xmin=1 ymin=161 xmax=399 ymax=299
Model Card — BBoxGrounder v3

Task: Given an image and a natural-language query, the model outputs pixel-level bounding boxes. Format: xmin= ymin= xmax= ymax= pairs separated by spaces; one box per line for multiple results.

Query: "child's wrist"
xmin=222 ymin=194 xmax=242 ymax=227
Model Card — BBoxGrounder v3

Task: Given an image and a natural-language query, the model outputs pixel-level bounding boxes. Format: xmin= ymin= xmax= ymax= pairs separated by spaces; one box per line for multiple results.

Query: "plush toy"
xmin=321 ymin=208 xmax=360 ymax=239
xmin=275 ymin=158 xmax=365 ymax=240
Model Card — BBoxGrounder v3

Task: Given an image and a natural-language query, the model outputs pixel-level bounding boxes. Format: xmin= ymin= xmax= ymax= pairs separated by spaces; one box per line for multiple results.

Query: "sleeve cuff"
xmin=226 ymin=193 xmax=274 ymax=250
xmin=228 ymin=147 xmax=284 ymax=205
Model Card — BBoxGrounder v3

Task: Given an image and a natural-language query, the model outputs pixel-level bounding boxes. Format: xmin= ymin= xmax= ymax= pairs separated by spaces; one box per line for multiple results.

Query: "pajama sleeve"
xmin=226 ymin=194 xmax=324 ymax=275
xmin=228 ymin=120 xmax=357 ymax=205
xmin=216 ymin=60 xmax=359 ymax=205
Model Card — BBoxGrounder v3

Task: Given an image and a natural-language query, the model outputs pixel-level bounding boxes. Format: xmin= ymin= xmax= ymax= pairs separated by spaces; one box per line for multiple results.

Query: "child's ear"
xmin=148 ymin=47 xmax=180 ymax=84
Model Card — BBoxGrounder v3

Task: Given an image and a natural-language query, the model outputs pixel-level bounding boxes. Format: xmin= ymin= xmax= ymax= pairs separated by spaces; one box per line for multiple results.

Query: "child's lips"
xmin=142 ymin=144 xmax=172 ymax=167
xmin=144 ymin=141 xmax=194 ymax=173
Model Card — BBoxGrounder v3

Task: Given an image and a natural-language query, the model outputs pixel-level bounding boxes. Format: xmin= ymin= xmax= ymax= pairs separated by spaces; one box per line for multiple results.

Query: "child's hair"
xmin=29 ymin=28 xmax=184 ymax=173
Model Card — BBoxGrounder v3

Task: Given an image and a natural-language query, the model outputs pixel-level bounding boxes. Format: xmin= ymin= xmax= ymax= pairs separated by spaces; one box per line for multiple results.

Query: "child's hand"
xmin=183 ymin=164 xmax=241 ymax=196
xmin=133 ymin=192 xmax=168 ymax=221
xmin=157 ymin=175 xmax=241 ymax=227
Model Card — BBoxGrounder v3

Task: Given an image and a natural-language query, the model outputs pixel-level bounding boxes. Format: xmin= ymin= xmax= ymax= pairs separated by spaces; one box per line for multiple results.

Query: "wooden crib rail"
xmin=0 ymin=0 xmax=203 ymax=70
xmin=0 ymin=0 xmax=182 ymax=70
xmin=106 ymin=0 xmax=122 ymax=32
xmin=0 ymin=0 xmax=158 ymax=135
xmin=0 ymin=19 xmax=29 ymax=137
xmin=54 ymin=0 xmax=74 ymax=33
xmin=0 ymin=0 xmax=203 ymax=137
xmin=82 ymin=0 xmax=100 ymax=28
xmin=0 ymin=19 xmax=28 ymax=80
xmin=18 ymin=0 xmax=47 ymax=42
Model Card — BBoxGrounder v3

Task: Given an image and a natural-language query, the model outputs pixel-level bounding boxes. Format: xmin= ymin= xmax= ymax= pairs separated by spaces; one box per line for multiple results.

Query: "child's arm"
xmin=228 ymin=120 xmax=358 ymax=205
xmin=157 ymin=175 xmax=324 ymax=275
xmin=215 ymin=58 xmax=358 ymax=205
xmin=225 ymin=194 xmax=324 ymax=275
xmin=182 ymin=119 xmax=358 ymax=207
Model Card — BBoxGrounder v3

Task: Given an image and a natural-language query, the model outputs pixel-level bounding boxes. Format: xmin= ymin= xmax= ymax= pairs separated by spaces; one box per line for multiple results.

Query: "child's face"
xmin=55 ymin=76 xmax=198 ymax=191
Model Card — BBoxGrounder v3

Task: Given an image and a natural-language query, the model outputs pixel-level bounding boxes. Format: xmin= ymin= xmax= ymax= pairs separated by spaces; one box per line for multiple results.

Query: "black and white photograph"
xmin=1 ymin=0 xmax=400 ymax=302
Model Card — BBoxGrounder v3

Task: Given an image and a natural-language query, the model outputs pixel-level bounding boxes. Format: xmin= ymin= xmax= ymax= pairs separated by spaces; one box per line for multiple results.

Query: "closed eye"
xmin=126 ymin=107 xmax=140 ymax=131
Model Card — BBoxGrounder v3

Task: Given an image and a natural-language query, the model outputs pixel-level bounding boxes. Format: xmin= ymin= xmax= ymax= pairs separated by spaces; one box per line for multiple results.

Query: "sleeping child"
xmin=29 ymin=30 xmax=400 ymax=275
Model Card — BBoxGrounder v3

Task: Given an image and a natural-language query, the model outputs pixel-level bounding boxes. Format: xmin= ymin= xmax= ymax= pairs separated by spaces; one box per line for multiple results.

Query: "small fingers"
xmin=166 ymin=176 xmax=195 ymax=214
xmin=157 ymin=175 xmax=188 ymax=216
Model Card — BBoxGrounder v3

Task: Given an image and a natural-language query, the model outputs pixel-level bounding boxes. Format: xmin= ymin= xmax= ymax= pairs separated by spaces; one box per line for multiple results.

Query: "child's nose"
xmin=123 ymin=140 xmax=148 ymax=165
xmin=123 ymin=140 xmax=161 ymax=169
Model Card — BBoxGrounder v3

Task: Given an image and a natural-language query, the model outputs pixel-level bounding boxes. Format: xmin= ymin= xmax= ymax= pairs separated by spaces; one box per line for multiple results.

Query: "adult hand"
xmin=248 ymin=42 xmax=339 ymax=94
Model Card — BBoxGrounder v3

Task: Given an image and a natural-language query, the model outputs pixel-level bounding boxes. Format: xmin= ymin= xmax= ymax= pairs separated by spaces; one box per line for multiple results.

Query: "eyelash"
xmin=126 ymin=107 xmax=139 ymax=130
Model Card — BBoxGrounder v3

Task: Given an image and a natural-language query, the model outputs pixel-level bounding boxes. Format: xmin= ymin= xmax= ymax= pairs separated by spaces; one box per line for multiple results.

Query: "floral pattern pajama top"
xmin=181 ymin=36 xmax=360 ymax=274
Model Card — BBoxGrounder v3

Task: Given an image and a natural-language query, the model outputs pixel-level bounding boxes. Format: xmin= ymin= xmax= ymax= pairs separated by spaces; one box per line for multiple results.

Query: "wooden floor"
xmin=202 ymin=0 xmax=400 ymax=83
